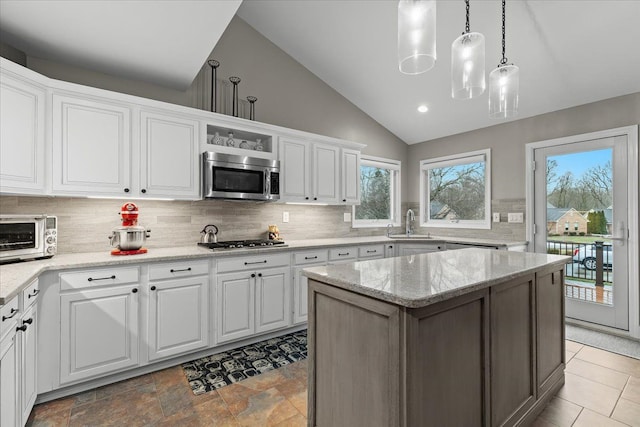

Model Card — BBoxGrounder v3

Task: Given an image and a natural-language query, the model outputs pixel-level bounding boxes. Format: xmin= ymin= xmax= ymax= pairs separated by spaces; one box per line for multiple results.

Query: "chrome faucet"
xmin=386 ymin=223 xmax=393 ymax=237
xmin=406 ymin=209 xmax=415 ymax=236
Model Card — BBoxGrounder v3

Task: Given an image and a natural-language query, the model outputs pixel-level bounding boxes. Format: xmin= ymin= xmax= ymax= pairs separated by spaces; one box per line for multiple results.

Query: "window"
xmin=574 ymin=222 xmax=579 ymax=231
xmin=352 ymin=156 xmax=401 ymax=228
xmin=420 ymin=149 xmax=491 ymax=229
xmin=565 ymin=222 xmax=570 ymax=231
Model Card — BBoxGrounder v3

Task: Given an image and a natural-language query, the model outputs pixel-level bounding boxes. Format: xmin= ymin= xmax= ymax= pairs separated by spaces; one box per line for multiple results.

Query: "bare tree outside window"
xmin=355 ymin=166 xmax=391 ymax=220
xmin=428 ymin=162 xmax=485 ymax=221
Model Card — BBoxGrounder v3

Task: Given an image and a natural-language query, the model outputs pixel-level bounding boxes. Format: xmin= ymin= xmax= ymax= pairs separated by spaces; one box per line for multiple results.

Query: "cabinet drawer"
xmin=22 ymin=278 xmax=40 ymax=310
xmin=294 ymin=250 xmax=328 ymax=265
xmin=217 ymin=252 xmax=290 ymax=273
xmin=359 ymin=245 xmax=385 ymax=258
xmin=60 ymin=267 xmax=140 ymax=291
xmin=149 ymin=259 xmax=209 ymax=281
xmin=1 ymin=296 xmax=19 ymax=339
xmin=329 ymin=246 xmax=357 ymax=261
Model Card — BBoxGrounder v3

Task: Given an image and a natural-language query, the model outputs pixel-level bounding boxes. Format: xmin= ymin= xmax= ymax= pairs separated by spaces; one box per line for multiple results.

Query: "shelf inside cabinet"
xmin=206 ymin=124 xmax=273 ymax=154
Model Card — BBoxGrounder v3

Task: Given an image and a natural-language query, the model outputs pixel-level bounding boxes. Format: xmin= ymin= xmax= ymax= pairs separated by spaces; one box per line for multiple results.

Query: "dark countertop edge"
xmin=303 ymin=256 xmax=570 ymax=309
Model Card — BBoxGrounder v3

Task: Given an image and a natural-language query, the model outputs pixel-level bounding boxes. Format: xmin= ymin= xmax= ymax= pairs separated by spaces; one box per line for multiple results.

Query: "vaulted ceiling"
xmin=1 ymin=0 xmax=639 ymax=144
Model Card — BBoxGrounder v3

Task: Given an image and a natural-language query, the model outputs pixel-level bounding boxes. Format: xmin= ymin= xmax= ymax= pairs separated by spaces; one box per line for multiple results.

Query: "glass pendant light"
xmin=451 ymin=0 xmax=485 ymax=99
xmin=398 ymin=0 xmax=436 ymax=74
xmin=489 ymin=0 xmax=519 ymax=118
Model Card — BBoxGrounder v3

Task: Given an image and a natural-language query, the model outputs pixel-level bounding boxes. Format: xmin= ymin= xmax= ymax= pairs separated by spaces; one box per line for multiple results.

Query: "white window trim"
xmin=352 ymin=155 xmax=401 ymax=228
xmin=420 ymin=149 xmax=491 ymax=230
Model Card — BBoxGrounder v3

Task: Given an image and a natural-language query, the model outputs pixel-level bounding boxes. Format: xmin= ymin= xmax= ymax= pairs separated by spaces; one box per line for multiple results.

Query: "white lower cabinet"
xmin=1 ymin=319 xmax=19 ymax=427
xmin=18 ymin=303 xmax=37 ymax=426
xmin=216 ymin=253 xmax=291 ymax=344
xmin=60 ymin=284 xmax=140 ymax=384
xmin=148 ymin=273 xmax=209 ymax=361
xmin=292 ymin=249 xmax=329 ymax=325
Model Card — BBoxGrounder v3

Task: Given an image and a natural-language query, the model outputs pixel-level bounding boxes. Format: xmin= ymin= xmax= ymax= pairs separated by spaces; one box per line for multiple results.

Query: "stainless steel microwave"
xmin=202 ymin=152 xmax=280 ymax=201
xmin=0 ymin=215 xmax=57 ymax=263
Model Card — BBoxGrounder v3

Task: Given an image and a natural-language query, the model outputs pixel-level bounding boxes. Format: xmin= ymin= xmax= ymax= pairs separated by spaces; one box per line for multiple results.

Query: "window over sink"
xmin=352 ymin=156 xmax=401 ymax=228
xmin=420 ymin=149 xmax=491 ymax=229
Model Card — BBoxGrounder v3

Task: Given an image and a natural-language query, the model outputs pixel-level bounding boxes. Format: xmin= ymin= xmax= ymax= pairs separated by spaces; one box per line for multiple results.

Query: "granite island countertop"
xmin=0 ymin=235 xmax=528 ymax=304
xmin=302 ymin=248 xmax=569 ymax=308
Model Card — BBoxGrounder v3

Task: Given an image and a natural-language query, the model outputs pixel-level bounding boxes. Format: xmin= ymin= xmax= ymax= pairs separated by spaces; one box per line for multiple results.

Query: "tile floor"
xmin=27 ymin=340 xmax=640 ymax=427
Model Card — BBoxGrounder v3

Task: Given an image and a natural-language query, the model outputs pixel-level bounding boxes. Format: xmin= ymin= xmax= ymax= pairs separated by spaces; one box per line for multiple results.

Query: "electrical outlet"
xmin=508 ymin=212 xmax=524 ymax=223
xmin=343 ymin=212 xmax=351 ymax=222
xmin=282 ymin=211 xmax=289 ymax=223
xmin=492 ymin=213 xmax=500 ymax=223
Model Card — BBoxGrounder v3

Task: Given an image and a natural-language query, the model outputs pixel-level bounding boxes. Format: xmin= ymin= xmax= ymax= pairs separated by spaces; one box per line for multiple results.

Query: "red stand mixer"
xmin=109 ymin=202 xmax=150 ymax=255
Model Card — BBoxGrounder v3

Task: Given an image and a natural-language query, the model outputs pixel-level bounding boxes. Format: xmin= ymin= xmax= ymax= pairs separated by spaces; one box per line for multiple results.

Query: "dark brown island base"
xmin=303 ymin=248 xmax=571 ymax=427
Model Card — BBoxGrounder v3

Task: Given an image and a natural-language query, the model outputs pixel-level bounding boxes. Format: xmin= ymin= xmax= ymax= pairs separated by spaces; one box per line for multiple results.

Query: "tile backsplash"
xmin=0 ymin=196 xmax=526 ymax=254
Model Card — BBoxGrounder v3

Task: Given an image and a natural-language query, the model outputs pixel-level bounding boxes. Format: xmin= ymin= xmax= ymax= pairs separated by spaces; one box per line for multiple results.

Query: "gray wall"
xmin=408 ymin=93 xmax=640 ymax=202
xmin=0 ymin=40 xmax=26 ymax=66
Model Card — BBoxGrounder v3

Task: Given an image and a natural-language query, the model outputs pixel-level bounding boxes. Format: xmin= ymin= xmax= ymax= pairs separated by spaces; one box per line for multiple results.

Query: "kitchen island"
xmin=303 ymin=248 xmax=570 ymax=427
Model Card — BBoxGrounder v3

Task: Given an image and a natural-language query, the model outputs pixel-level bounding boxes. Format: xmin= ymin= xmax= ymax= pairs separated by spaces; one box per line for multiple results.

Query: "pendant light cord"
xmin=500 ymin=0 xmax=508 ymax=65
xmin=464 ymin=0 xmax=470 ymax=34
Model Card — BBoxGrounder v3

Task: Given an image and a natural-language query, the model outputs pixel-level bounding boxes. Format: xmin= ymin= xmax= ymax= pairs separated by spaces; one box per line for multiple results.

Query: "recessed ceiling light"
xmin=417 ymin=105 xmax=429 ymax=113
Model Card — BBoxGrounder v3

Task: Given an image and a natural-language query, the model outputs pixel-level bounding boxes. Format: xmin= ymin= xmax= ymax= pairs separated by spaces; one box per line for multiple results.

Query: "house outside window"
xmin=420 ymin=149 xmax=491 ymax=229
xmin=565 ymin=222 xmax=569 ymax=231
xmin=574 ymin=222 xmax=579 ymax=231
xmin=352 ymin=156 xmax=401 ymax=228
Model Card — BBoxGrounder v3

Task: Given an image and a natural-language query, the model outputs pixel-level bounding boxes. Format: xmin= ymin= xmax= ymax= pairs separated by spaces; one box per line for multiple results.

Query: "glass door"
xmin=533 ymin=135 xmax=629 ymax=330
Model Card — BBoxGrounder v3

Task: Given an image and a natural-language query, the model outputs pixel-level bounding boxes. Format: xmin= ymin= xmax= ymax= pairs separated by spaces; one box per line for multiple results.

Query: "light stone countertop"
xmin=302 ymin=248 xmax=569 ymax=308
xmin=0 ymin=235 xmax=527 ymax=304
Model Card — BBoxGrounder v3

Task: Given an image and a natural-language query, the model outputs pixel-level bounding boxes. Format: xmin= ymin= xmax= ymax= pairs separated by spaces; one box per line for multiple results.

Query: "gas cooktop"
xmin=198 ymin=239 xmax=287 ymax=250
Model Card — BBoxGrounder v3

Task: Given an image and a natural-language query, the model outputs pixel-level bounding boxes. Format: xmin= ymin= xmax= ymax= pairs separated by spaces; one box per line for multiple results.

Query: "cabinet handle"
xmin=170 ymin=268 xmax=192 ymax=273
xmin=16 ymin=324 xmax=28 ymax=332
xmin=258 ymin=273 xmax=262 ymax=277
xmin=23 ymin=318 xmax=33 ymax=325
xmin=305 ymin=197 xmax=309 ymax=200
xmin=124 ymin=188 xmax=130 ymax=193
xmin=2 ymin=308 xmax=18 ymax=321
xmin=28 ymin=289 xmax=40 ymax=298
xmin=314 ymin=197 xmax=318 ymax=200
xmin=244 ymin=260 xmax=267 ymax=266
xmin=437 ymin=246 xmax=442 ymax=250
xmin=366 ymin=250 xmax=377 ymax=253
xmin=343 ymin=199 xmax=347 ymax=202
xmin=251 ymin=273 xmax=256 ymax=278
xmin=304 ymin=256 xmax=318 ymax=260
xmin=150 ymin=286 xmax=156 ymax=291
xmin=141 ymin=189 xmax=147 ymax=194
xmin=338 ymin=252 xmax=350 ymax=256
xmin=88 ymin=275 xmax=116 ymax=282
xmin=132 ymin=288 xmax=138 ymax=293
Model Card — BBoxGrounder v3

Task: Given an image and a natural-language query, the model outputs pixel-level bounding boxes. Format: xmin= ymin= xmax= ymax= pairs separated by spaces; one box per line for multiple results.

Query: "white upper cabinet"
xmin=341 ymin=148 xmax=360 ymax=204
xmin=52 ymin=93 xmax=132 ymax=197
xmin=279 ymin=137 xmax=361 ymax=204
xmin=0 ymin=61 xmax=47 ymax=195
xmin=312 ymin=143 xmax=340 ymax=204
xmin=279 ymin=137 xmax=311 ymax=202
xmin=139 ymin=110 xmax=200 ymax=199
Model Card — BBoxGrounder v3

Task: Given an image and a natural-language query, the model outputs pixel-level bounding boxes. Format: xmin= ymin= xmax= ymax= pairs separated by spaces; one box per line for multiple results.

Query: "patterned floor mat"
xmin=182 ymin=329 xmax=307 ymax=395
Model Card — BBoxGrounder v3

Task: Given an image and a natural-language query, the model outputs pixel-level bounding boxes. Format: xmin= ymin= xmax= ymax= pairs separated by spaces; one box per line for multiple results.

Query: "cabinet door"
xmin=255 ymin=266 xmax=291 ymax=333
xmin=0 ymin=72 xmax=46 ymax=194
xmin=52 ymin=93 xmax=132 ymax=196
xmin=60 ymin=285 xmax=139 ymax=384
xmin=341 ymin=148 xmax=360 ymax=204
xmin=313 ymin=143 xmax=339 ymax=203
xmin=279 ymin=137 xmax=310 ymax=202
xmin=537 ymin=269 xmax=564 ymax=395
xmin=0 ymin=329 xmax=18 ymax=427
xmin=293 ymin=263 xmax=325 ymax=325
xmin=148 ymin=276 xmax=209 ymax=361
xmin=19 ymin=304 xmax=37 ymax=426
xmin=491 ymin=275 xmax=536 ymax=427
xmin=139 ymin=110 xmax=200 ymax=199
xmin=216 ymin=272 xmax=254 ymax=344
